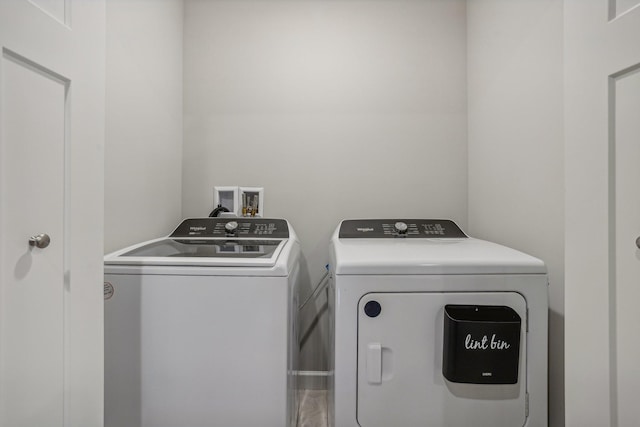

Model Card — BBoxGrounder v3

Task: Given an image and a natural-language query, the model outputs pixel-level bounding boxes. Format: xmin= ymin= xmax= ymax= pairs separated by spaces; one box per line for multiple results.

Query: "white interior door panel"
xmin=565 ymin=2 xmax=640 ymax=426
xmin=0 ymin=1 xmax=105 ymax=426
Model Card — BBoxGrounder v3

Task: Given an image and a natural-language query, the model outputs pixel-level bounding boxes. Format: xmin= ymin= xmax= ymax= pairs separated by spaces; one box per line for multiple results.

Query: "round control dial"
xmin=394 ymin=221 xmax=408 ymax=234
xmin=225 ymin=221 xmax=239 ymax=233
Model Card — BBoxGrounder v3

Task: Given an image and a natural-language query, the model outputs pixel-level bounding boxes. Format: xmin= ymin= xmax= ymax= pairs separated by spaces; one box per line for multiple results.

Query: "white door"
xmin=565 ymin=1 xmax=640 ymax=426
xmin=0 ymin=1 xmax=105 ymax=426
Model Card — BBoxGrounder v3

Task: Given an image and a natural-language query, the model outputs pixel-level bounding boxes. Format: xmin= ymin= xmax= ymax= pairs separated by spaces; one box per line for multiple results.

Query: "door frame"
xmin=565 ymin=1 xmax=640 ymax=426
xmin=0 ymin=1 xmax=105 ymax=426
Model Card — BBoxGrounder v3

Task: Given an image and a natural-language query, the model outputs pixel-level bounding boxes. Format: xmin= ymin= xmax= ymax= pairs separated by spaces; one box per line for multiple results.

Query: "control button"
xmin=225 ymin=221 xmax=239 ymax=234
xmin=394 ymin=222 xmax=408 ymax=234
xmin=364 ymin=301 xmax=382 ymax=318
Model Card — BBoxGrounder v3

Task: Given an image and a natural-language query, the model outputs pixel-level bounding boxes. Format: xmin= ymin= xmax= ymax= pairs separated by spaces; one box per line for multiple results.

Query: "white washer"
xmin=104 ymin=217 xmax=300 ymax=427
xmin=328 ymin=219 xmax=548 ymax=427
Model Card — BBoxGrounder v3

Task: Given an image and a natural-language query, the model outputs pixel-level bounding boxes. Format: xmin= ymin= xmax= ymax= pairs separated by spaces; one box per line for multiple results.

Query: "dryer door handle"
xmin=366 ymin=343 xmax=382 ymax=384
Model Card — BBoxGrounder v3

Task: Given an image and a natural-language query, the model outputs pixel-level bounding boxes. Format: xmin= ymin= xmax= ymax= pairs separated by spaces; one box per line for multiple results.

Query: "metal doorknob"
xmin=636 ymin=236 xmax=640 ymax=250
xmin=29 ymin=233 xmax=50 ymax=249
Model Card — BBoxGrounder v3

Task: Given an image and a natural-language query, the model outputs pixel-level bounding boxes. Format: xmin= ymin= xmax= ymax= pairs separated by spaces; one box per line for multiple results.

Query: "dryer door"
xmin=357 ymin=292 xmax=527 ymax=427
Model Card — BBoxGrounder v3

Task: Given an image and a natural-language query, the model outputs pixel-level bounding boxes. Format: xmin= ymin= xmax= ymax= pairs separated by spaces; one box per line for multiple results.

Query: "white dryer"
xmin=328 ymin=219 xmax=548 ymax=427
xmin=104 ymin=217 xmax=300 ymax=427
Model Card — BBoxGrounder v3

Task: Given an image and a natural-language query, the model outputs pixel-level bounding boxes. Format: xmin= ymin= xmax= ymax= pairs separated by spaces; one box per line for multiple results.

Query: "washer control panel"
xmin=338 ymin=219 xmax=467 ymax=238
xmin=171 ymin=218 xmax=289 ymax=238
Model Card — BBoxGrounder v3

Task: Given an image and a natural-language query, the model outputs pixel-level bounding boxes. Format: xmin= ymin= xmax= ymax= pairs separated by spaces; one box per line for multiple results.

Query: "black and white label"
xmin=443 ymin=305 xmax=522 ymax=384
xmin=464 ymin=333 xmax=512 ymax=351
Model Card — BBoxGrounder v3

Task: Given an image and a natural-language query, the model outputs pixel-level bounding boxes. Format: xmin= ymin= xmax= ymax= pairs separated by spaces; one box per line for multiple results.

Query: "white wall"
xmin=182 ymin=0 xmax=468 ymax=370
xmin=467 ymin=1 xmax=564 ymax=426
xmin=105 ymin=0 xmax=184 ymax=253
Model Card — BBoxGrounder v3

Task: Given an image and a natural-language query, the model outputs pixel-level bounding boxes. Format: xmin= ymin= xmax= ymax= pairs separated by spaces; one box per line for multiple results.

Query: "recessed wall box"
xmin=213 ymin=186 xmax=239 ymax=215
xmin=239 ymin=187 xmax=264 ymax=217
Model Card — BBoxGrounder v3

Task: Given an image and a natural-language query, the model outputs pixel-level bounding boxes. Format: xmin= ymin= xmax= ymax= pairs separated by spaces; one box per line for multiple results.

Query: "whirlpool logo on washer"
xmin=356 ymin=227 xmax=374 ymax=233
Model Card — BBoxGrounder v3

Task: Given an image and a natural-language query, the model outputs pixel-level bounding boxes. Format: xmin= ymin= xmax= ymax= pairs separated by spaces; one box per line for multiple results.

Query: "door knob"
xmin=636 ymin=236 xmax=640 ymax=250
xmin=29 ymin=233 xmax=50 ymax=249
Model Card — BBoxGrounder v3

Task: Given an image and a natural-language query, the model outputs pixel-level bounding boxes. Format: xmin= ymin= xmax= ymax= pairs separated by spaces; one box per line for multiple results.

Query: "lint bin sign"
xmin=442 ymin=305 xmax=521 ymax=384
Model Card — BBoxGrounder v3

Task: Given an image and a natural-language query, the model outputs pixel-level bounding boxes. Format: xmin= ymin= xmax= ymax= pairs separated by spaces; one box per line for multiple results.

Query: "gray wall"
xmin=105 ymin=0 xmax=184 ymax=253
xmin=182 ymin=0 xmax=469 ymax=370
xmin=467 ymin=1 xmax=564 ymax=426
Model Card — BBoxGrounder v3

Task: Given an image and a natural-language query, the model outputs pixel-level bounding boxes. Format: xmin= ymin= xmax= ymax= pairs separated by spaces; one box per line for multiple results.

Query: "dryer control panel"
xmin=170 ymin=218 xmax=289 ymax=238
xmin=338 ymin=219 xmax=467 ymax=238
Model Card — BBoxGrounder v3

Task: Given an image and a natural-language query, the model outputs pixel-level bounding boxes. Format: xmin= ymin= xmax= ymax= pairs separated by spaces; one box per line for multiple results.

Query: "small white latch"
xmin=367 ymin=343 xmax=382 ymax=384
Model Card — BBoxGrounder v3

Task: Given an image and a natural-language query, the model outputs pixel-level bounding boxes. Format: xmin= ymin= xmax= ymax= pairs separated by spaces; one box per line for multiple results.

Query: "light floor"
xmin=297 ymin=390 xmax=328 ymax=427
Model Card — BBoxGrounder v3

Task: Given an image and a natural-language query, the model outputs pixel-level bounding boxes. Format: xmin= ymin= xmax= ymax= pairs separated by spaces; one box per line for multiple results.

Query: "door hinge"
xmin=525 ymin=391 xmax=529 ymax=417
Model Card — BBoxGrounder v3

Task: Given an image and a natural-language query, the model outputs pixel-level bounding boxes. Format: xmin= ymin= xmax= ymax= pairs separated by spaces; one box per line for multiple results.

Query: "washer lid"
xmin=104 ymin=237 xmax=288 ymax=268
xmin=104 ymin=218 xmax=295 ymax=270
xmin=331 ymin=219 xmax=546 ymax=275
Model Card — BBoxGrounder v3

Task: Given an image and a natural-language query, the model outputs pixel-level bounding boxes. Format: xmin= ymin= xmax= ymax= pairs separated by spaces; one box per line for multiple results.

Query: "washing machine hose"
xmin=209 ymin=204 xmax=230 ymax=217
xmin=298 ymin=269 xmax=329 ymax=311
